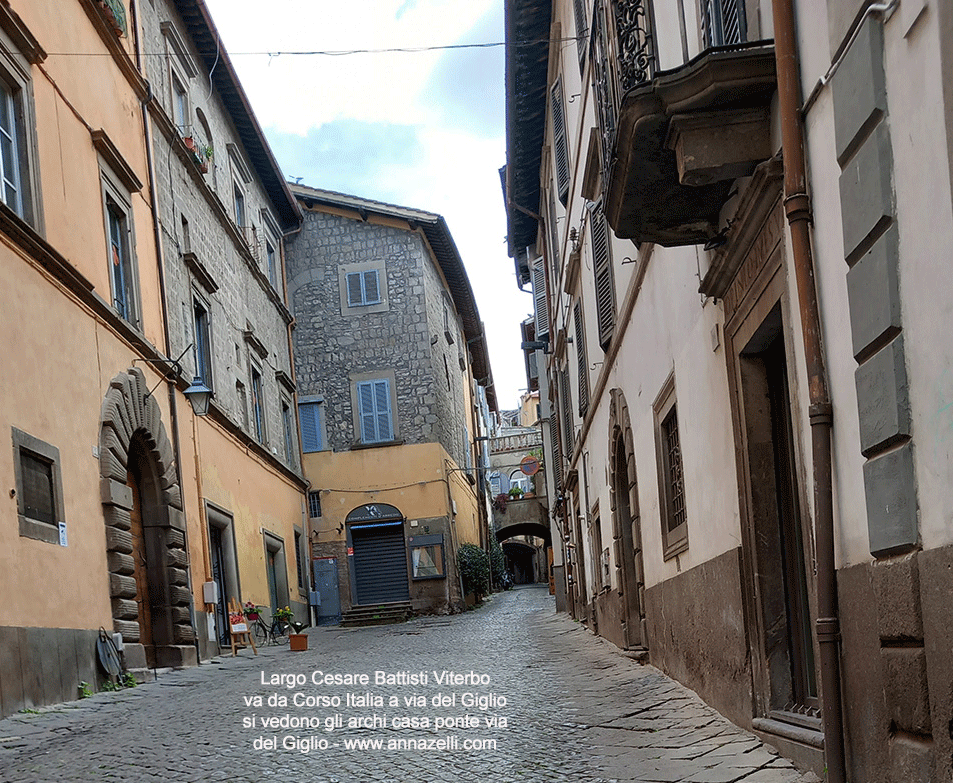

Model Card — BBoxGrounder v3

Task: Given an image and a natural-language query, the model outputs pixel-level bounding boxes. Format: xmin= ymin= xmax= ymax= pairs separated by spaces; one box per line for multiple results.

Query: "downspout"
xmin=769 ymin=0 xmax=845 ymax=780
xmin=133 ymin=6 xmax=202 ymax=662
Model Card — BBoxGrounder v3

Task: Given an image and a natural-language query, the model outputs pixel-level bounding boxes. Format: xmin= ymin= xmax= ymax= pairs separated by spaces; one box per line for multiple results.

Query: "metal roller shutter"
xmin=351 ymin=522 xmax=410 ymax=604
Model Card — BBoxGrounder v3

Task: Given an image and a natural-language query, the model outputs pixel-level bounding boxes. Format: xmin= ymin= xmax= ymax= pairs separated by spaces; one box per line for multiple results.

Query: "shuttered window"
xmin=346 ymin=269 xmax=382 ymax=307
xmin=702 ymin=0 xmax=745 ymax=47
xmin=560 ymin=367 xmax=574 ymax=460
xmin=548 ymin=190 xmax=560 ymax=269
xmin=357 ymin=379 xmax=393 ymax=443
xmin=532 ymin=257 xmax=549 ymax=338
xmin=573 ymin=0 xmax=588 ymax=71
xmin=20 ymin=451 xmax=54 ymax=525
xmin=574 ymin=301 xmax=590 ymax=417
xmin=549 ymin=407 xmax=563 ymax=490
xmin=299 ymin=401 xmax=323 ymax=452
xmin=551 ymin=79 xmax=570 ymax=203
xmin=590 ymin=205 xmax=616 ymax=350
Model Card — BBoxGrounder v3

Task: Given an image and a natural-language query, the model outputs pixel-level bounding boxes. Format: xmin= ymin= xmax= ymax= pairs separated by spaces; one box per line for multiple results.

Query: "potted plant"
xmin=492 ymin=493 xmax=508 ymax=514
xmin=96 ymin=0 xmax=127 ymax=36
xmin=508 ymin=486 xmax=524 ymax=500
xmin=273 ymin=606 xmax=294 ymax=623
xmin=243 ymin=601 xmax=259 ymax=621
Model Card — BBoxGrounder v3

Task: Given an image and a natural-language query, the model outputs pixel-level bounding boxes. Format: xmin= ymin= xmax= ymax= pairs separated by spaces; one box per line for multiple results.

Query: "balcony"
xmin=592 ymin=0 xmax=776 ymax=246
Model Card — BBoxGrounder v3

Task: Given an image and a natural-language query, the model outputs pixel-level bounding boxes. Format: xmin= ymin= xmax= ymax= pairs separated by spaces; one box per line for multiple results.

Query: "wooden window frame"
xmin=0 ymin=18 xmax=42 ymax=230
xmin=101 ymin=165 xmax=141 ymax=328
xmin=192 ymin=290 xmax=213 ymax=391
xmin=550 ymin=77 xmax=571 ymax=204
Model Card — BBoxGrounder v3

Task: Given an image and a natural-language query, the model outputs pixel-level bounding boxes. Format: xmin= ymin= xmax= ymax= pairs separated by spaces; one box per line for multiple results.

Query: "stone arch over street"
xmin=98 ymin=368 xmax=196 ymax=669
xmin=608 ymin=388 xmax=647 ymax=651
xmin=494 ymin=520 xmax=551 ymax=546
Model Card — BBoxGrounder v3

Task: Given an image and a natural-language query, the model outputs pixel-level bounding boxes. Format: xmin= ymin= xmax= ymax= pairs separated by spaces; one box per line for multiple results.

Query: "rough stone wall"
xmin=138 ymin=0 xmax=298 ymax=467
xmin=420 ymin=247 xmax=469 ymax=465
xmin=285 ymin=206 xmax=466 ymax=461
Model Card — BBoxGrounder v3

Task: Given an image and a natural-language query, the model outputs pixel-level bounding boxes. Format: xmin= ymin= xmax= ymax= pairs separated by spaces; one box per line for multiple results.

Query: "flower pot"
xmin=289 ymin=633 xmax=308 ymax=652
xmin=245 ymin=612 xmax=259 ymax=621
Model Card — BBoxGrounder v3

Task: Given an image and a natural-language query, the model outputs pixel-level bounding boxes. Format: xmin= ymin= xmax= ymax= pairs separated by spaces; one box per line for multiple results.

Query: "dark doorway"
xmin=612 ymin=432 xmax=646 ymax=650
xmin=740 ymin=305 xmax=818 ymax=718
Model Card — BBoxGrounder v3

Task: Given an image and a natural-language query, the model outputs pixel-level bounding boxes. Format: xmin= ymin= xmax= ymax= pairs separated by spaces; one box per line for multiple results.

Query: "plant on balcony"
xmin=493 ymin=493 xmax=508 ymax=514
xmin=97 ymin=0 xmax=127 ymax=37
xmin=508 ymin=486 xmax=524 ymax=500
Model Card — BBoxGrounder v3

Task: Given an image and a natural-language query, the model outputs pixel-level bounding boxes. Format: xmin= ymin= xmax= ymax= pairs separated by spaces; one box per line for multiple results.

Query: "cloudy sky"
xmin=203 ymin=0 xmax=532 ymax=409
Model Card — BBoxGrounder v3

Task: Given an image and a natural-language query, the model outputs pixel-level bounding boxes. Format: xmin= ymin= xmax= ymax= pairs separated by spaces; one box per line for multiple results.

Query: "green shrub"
xmin=457 ymin=543 xmax=490 ymax=597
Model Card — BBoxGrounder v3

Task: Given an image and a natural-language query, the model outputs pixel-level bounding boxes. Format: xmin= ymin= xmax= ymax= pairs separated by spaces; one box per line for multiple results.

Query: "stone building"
xmin=504 ymin=0 xmax=953 ymax=780
xmin=136 ymin=0 xmax=307 ymax=657
xmin=285 ymin=185 xmax=496 ymax=620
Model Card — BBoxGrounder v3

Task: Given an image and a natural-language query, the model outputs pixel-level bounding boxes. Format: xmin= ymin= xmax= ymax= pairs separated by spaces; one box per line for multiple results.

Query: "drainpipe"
xmin=769 ymin=0 xmax=845 ymax=780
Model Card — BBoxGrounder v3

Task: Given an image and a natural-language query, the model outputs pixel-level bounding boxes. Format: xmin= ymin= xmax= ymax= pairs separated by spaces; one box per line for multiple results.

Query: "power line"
xmin=45 ymin=36 xmax=578 ymax=59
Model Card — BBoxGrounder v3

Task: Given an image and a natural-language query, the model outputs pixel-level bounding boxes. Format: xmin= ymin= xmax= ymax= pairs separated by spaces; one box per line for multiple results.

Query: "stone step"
xmin=341 ymin=602 xmax=412 ymax=627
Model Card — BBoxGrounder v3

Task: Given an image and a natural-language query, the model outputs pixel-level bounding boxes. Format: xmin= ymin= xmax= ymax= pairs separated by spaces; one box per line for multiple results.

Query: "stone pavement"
xmin=0 ymin=586 xmax=817 ymax=782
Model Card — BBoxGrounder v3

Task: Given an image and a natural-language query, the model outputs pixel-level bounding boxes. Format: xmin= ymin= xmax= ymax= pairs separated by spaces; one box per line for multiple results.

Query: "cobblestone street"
xmin=0 ymin=587 xmax=815 ymax=782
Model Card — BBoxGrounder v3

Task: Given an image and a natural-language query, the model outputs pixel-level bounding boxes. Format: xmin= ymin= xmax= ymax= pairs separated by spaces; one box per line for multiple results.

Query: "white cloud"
xmin=204 ymin=0 xmax=528 ymax=407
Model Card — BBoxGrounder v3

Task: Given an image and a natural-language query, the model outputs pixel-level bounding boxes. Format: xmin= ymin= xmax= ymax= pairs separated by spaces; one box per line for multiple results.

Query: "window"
xmin=250 ymin=364 xmax=265 ymax=443
xmin=573 ymin=300 xmax=590 ymax=417
xmin=281 ymin=399 xmax=296 ymax=466
xmin=0 ymin=17 xmax=40 ymax=227
xmin=236 ymin=380 xmax=249 ymax=431
xmin=339 ymin=260 xmax=388 ymax=314
xmin=12 ymin=427 xmax=65 ymax=545
xmin=590 ymin=203 xmax=616 ymax=350
xmin=509 ymin=470 xmax=531 ymax=495
xmin=702 ymin=0 xmax=745 ymax=47
xmin=193 ymin=297 xmax=212 ymax=389
xmin=346 ymin=269 xmax=381 ymax=307
xmin=266 ymin=239 xmax=278 ymax=288
xmin=299 ymin=400 xmax=325 ymax=453
xmin=171 ymin=73 xmax=188 ymax=133
xmin=356 ymin=378 xmax=394 ymax=444
xmin=573 ymin=0 xmax=588 ymax=70
xmin=233 ymin=183 xmax=245 ymax=228
xmin=294 ymin=527 xmax=306 ymax=591
xmin=654 ymin=375 xmax=688 ymax=558
xmin=104 ymin=188 xmax=139 ymax=326
xmin=0 ymin=78 xmax=22 ymax=215
xmin=308 ymin=490 xmax=322 ymax=518
xmin=550 ymin=78 xmax=570 ymax=203
xmin=409 ymin=535 xmax=445 ymax=579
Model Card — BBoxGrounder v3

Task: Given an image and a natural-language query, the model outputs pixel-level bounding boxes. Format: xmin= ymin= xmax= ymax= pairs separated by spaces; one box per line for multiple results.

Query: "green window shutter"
xmin=591 ymin=206 xmax=615 ymax=350
xmin=532 ymin=257 xmax=549 ymax=338
xmin=574 ymin=301 xmax=589 ymax=417
xmin=551 ymin=79 xmax=570 ymax=203
xmin=299 ymin=402 xmax=322 ymax=452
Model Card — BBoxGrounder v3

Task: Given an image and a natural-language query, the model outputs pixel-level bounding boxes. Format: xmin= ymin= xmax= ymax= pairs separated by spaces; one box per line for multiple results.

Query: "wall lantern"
xmin=183 ymin=377 xmax=212 ymax=417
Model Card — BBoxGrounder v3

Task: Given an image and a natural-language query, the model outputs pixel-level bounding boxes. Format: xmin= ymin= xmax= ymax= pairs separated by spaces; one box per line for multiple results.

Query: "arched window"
xmin=195 ymin=108 xmax=215 ymax=187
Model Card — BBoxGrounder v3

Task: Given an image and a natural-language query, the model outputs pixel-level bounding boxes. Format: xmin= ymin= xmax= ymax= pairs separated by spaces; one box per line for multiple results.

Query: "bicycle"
xmin=249 ymin=607 xmax=290 ymax=646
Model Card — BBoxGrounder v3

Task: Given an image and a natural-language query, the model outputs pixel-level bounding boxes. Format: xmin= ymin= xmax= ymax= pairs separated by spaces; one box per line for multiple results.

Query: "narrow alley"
xmin=0 ymin=587 xmax=812 ymax=783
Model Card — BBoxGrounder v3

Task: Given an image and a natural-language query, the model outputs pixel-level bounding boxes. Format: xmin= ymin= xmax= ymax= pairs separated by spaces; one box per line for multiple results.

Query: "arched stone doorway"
xmin=608 ymin=388 xmax=647 ymax=652
xmin=99 ymin=369 xmax=196 ymax=669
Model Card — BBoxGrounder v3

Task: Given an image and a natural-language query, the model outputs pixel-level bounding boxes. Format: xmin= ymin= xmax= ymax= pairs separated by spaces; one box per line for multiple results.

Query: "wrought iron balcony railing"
xmin=591 ymin=0 xmax=656 ymax=188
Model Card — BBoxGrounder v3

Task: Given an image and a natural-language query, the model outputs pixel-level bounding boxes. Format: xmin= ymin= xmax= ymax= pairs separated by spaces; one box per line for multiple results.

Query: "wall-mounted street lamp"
xmin=182 ymin=377 xmax=212 ymax=416
xmin=137 ymin=344 xmax=212 ymax=417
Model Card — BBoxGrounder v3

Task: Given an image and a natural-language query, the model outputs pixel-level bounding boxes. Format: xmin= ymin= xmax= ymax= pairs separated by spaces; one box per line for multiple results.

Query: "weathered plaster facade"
xmin=285 ymin=186 xmax=495 ymax=616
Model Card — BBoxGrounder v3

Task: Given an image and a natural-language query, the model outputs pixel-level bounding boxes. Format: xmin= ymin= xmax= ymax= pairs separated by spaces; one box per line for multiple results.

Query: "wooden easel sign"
xmin=228 ymin=598 xmax=257 ymax=656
